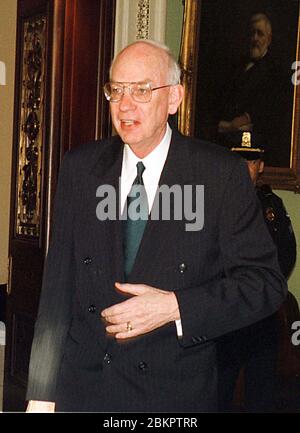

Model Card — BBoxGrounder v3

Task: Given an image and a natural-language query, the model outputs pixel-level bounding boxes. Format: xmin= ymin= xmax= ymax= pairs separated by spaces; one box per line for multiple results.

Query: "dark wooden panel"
xmin=96 ymin=0 xmax=116 ymax=140
xmin=63 ymin=0 xmax=101 ymax=148
xmin=61 ymin=0 xmax=115 ymax=154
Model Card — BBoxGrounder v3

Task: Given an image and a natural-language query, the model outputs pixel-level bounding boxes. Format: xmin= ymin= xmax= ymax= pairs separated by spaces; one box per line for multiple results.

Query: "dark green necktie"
xmin=122 ymin=161 xmax=149 ymax=278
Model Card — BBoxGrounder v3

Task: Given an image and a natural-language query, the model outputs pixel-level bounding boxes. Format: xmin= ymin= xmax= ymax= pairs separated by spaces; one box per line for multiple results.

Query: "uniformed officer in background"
xmin=217 ymin=131 xmax=297 ymax=412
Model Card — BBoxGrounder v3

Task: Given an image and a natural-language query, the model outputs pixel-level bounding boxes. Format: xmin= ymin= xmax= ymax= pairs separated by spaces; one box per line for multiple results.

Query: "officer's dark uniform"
xmin=256 ymin=183 xmax=296 ymax=279
xmin=217 ymin=132 xmax=297 ymax=412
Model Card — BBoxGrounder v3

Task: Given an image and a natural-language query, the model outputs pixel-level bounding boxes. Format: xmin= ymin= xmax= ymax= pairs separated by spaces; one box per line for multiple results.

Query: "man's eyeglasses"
xmin=103 ymin=81 xmax=174 ymax=103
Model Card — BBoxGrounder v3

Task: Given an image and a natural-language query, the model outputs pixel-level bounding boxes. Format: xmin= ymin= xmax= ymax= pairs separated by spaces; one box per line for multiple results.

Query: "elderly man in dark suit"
xmin=217 ymin=13 xmax=284 ymax=166
xmin=26 ymin=40 xmax=287 ymax=412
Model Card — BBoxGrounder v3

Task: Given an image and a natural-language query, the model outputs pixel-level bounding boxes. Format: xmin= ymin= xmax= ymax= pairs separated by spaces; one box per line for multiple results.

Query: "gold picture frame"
xmin=178 ymin=0 xmax=300 ymax=192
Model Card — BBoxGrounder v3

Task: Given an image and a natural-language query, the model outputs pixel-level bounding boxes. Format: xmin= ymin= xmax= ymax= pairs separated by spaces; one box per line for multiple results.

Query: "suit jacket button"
xmin=103 ymin=353 xmax=112 ymax=364
xmin=88 ymin=304 xmax=96 ymax=313
xmin=191 ymin=336 xmax=198 ymax=344
xmin=138 ymin=361 xmax=148 ymax=371
xmin=178 ymin=263 xmax=187 ymax=273
xmin=83 ymin=257 xmax=92 ymax=264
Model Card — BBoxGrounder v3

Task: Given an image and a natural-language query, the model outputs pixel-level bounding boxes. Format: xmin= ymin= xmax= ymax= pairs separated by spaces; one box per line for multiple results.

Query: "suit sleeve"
xmin=26 ymin=152 xmax=75 ymax=401
xmin=175 ymin=159 xmax=287 ymax=348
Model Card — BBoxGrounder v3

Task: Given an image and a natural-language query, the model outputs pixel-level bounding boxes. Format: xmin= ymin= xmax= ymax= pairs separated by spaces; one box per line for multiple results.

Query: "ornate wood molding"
xmin=114 ymin=0 xmax=167 ymax=55
xmin=136 ymin=0 xmax=150 ymax=40
xmin=15 ymin=15 xmax=47 ymax=238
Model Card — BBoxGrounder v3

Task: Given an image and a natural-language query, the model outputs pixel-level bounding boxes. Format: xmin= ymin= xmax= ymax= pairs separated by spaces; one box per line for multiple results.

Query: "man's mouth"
xmin=120 ymin=120 xmax=140 ymax=126
xmin=122 ymin=120 xmax=134 ymax=125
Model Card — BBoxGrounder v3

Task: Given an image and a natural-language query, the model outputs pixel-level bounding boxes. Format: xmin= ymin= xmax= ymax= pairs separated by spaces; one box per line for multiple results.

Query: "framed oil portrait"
xmin=178 ymin=0 xmax=300 ymax=192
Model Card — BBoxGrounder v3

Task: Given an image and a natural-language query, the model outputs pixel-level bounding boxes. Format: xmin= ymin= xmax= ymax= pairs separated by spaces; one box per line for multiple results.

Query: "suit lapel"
xmin=89 ymin=136 xmax=125 ymax=283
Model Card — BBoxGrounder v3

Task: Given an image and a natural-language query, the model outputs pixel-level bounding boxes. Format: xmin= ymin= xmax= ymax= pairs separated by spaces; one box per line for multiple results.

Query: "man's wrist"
xmin=168 ymin=291 xmax=180 ymax=321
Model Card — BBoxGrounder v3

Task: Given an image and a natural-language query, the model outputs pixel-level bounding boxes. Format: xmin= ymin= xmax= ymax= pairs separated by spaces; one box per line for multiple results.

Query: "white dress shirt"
xmin=120 ymin=124 xmax=171 ymax=213
xmin=120 ymin=123 xmax=183 ymax=337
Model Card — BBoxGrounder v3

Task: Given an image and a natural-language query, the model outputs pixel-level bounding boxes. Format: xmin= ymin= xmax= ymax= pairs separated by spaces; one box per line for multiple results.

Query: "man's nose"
xmin=119 ymin=89 xmax=136 ymax=111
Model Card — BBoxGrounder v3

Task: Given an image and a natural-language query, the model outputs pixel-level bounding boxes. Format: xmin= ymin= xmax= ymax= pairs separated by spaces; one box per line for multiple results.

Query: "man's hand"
xmin=26 ymin=400 xmax=55 ymax=412
xmin=231 ymin=113 xmax=252 ymax=130
xmin=218 ymin=114 xmax=252 ymax=133
xmin=101 ymin=283 xmax=180 ymax=339
xmin=218 ymin=120 xmax=232 ymax=133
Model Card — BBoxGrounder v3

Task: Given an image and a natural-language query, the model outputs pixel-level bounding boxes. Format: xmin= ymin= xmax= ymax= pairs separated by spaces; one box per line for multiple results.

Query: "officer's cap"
xmin=229 ymin=131 xmax=265 ymax=160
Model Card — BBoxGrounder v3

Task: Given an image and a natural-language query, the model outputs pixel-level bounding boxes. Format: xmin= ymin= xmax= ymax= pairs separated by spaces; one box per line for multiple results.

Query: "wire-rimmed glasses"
xmin=103 ymin=81 xmax=173 ymax=103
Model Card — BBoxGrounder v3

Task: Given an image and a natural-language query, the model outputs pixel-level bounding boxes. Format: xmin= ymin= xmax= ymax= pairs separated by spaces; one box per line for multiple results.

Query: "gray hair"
xmin=251 ymin=13 xmax=272 ymax=37
xmin=110 ymin=39 xmax=181 ymax=85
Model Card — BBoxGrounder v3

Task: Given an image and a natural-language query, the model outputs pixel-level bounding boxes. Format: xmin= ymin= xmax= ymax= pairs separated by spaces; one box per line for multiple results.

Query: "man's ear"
xmin=168 ymin=84 xmax=184 ymax=115
xmin=259 ymin=160 xmax=265 ymax=174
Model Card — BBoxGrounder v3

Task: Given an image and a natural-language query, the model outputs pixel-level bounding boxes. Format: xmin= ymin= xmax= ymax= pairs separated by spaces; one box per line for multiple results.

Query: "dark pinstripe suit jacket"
xmin=26 ymin=131 xmax=287 ymax=412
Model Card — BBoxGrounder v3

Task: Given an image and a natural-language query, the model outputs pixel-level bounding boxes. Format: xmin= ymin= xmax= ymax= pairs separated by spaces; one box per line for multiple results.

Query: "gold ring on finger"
xmin=126 ymin=321 xmax=133 ymax=332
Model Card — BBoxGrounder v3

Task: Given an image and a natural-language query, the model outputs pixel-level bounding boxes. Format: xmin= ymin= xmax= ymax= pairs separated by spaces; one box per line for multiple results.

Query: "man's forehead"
xmin=251 ymin=19 xmax=268 ymax=32
xmin=247 ymin=159 xmax=262 ymax=164
xmin=112 ymin=50 xmax=167 ymax=81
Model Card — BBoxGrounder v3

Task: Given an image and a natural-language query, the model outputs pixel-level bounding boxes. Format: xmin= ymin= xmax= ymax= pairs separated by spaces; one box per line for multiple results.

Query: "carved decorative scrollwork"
xmin=16 ymin=16 xmax=46 ymax=237
xmin=136 ymin=0 xmax=150 ymax=40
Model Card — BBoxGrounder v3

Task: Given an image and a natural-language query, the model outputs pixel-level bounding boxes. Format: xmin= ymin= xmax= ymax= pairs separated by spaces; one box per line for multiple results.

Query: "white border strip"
xmin=0 ymin=61 xmax=6 ymax=85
